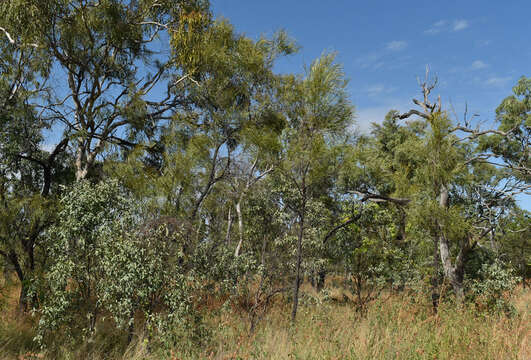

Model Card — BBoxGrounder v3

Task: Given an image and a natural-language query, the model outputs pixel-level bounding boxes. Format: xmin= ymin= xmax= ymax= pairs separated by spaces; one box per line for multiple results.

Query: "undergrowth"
xmin=1 ymin=283 xmax=529 ymax=360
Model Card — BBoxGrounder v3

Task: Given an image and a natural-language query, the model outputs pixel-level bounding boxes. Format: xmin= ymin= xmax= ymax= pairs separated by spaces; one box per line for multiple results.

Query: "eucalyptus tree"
xmin=277 ymin=53 xmax=354 ymax=321
xmin=114 ymin=21 xmax=295 ymax=246
xmin=340 ymin=112 xmax=421 ymax=249
xmin=229 ymin=156 xmax=273 ymax=257
xmin=333 ymin=116 xmax=426 ymax=302
xmin=0 ymin=0 xmax=211 ymax=181
xmin=0 ymin=28 xmax=71 ymax=309
xmin=0 ymin=178 xmax=58 ymax=311
xmin=342 ymin=72 xmax=526 ymax=305
xmin=0 ymin=0 xmax=211 ymax=311
xmin=328 ymin=201 xmax=414 ymax=310
xmin=0 ymin=110 xmax=71 ymax=308
xmin=393 ymin=74 xmax=526 ymax=302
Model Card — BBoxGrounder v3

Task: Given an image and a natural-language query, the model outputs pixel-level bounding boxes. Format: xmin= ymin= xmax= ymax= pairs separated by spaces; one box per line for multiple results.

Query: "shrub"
xmin=467 ymin=259 xmax=518 ymax=314
xmin=35 ymin=180 xmax=204 ymax=349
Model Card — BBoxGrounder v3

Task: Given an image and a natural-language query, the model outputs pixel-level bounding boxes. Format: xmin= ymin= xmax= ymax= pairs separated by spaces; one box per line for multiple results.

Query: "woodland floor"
xmin=1 ymin=279 xmax=529 ymax=360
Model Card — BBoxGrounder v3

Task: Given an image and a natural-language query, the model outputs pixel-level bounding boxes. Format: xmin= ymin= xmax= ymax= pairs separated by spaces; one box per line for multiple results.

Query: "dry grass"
xmin=1 ymin=282 xmax=529 ymax=360
xmin=203 ymin=286 xmax=530 ymax=360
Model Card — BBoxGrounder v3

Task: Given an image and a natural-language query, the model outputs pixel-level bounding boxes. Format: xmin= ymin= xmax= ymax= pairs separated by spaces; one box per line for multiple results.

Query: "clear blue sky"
xmin=212 ymin=0 xmax=531 ymax=209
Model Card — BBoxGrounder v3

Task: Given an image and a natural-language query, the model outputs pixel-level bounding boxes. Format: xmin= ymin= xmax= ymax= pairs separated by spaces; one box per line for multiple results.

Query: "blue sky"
xmin=212 ymin=0 xmax=531 ymax=209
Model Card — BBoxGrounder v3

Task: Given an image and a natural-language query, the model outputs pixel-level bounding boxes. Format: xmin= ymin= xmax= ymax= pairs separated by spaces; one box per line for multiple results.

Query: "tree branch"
xmin=323 ymin=212 xmax=363 ymax=244
xmin=350 ymin=191 xmax=411 ymax=205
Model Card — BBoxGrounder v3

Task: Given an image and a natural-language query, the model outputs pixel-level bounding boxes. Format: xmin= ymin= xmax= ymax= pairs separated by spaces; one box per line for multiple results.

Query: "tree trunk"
xmin=42 ymin=165 xmax=52 ymax=197
xmin=18 ymin=284 xmax=29 ymax=313
xmin=225 ymin=206 xmax=232 ymax=245
xmin=291 ymin=207 xmax=305 ymax=322
xmin=439 ymin=234 xmax=465 ymax=302
xmin=234 ymin=198 xmax=244 ymax=257
xmin=75 ymin=166 xmax=88 ymax=181
xmin=127 ymin=317 xmax=135 ymax=344
xmin=489 ymin=231 xmax=498 ymax=256
xmin=316 ymin=269 xmax=326 ymax=292
xmin=7 ymin=251 xmax=27 ymax=312
xmin=431 ymin=236 xmax=440 ymax=313
xmin=75 ymin=144 xmax=88 ymax=181
xmin=436 ymin=184 xmax=465 ymax=303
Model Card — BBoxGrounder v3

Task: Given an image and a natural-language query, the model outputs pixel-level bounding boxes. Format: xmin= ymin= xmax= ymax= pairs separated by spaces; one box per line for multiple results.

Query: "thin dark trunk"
xmin=291 ymin=208 xmax=305 ymax=322
xmin=310 ymin=270 xmax=316 ymax=288
xmin=127 ymin=320 xmax=135 ymax=344
xmin=18 ymin=284 xmax=29 ymax=313
xmin=42 ymin=166 xmax=52 ymax=197
xmin=316 ymin=269 xmax=326 ymax=293
xmin=356 ymin=275 xmax=362 ymax=308
xmin=8 ymin=251 xmax=27 ymax=312
xmin=42 ymin=138 xmax=68 ymax=197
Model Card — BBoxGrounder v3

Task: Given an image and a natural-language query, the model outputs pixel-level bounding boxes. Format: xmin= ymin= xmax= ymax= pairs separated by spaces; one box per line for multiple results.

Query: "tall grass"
xmin=205 ymin=286 xmax=529 ymax=360
xmin=1 ymin=282 xmax=529 ymax=359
